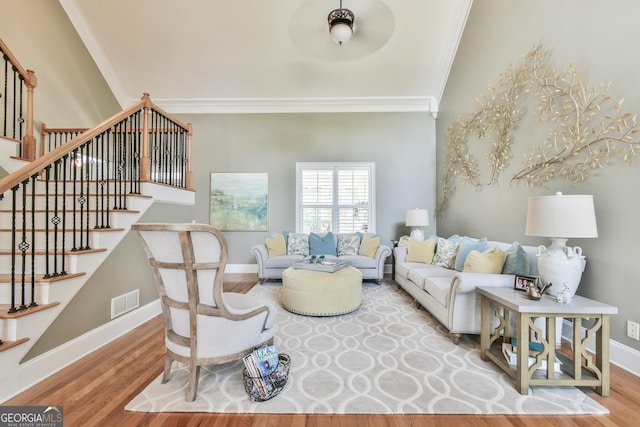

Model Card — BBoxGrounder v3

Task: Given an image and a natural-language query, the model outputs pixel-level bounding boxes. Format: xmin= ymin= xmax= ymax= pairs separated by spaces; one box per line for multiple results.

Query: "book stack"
xmin=243 ymin=345 xmax=282 ymax=400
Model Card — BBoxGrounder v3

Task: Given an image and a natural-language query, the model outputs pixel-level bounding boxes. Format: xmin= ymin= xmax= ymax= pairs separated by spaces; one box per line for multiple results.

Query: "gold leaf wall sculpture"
xmin=439 ymin=46 xmax=640 ymax=215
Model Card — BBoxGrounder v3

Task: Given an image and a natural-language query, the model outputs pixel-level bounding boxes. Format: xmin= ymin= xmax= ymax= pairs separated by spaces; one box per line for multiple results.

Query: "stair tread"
xmin=0 ymin=302 xmax=60 ymax=319
xmin=0 ymin=337 xmax=30 ymax=353
xmin=0 ymin=272 xmax=86 ymax=284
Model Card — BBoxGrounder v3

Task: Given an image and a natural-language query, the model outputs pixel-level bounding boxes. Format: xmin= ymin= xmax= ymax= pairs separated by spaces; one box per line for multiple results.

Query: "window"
xmin=296 ymin=162 xmax=375 ymax=233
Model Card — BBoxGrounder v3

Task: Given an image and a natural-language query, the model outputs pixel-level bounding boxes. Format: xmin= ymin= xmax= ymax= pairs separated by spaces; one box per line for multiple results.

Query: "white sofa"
xmin=394 ymin=237 xmax=539 ymax=344
xmin=251 ymin=232 xmax=391 ymax=284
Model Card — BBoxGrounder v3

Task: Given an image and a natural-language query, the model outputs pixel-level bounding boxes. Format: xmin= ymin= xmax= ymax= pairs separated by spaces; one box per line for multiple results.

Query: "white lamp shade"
xmin=525 ymin=193 xmax=598 ymax=238
xmin=406 ymin=209 xmax=429 ymax=227
xmin=330 ymin=23 xmax=353 ymax=45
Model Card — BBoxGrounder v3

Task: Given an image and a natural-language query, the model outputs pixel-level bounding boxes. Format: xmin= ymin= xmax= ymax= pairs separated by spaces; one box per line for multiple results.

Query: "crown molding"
xmin=145 ymin=96 xmax=439 ymax=117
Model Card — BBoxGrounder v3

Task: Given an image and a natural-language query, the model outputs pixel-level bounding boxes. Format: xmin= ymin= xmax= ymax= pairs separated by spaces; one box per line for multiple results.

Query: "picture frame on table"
xmin=514 ymin=274 xmax=539 ymax=292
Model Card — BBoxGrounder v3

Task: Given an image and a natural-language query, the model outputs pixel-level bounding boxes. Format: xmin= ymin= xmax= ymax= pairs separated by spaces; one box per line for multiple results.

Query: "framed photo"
xmin=210 ymin=173 xmax=268 ymax=231
xmin=514 ymin=274 xmax=538 ymax=292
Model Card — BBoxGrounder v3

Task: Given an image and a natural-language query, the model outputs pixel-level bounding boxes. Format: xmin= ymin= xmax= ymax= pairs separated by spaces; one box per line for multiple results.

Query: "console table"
xmin=478 ymin=287 xmax=618 ymax=396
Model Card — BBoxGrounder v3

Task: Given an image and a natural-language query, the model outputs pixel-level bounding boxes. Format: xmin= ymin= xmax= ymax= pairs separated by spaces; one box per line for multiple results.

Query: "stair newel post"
xmin=21 ymin=69 xmax=37 ymax=161
xmin=140 ymin=93 xmax=151 ymax=185
xmin=29 ymin=173 xmax=37 ymax=307
xmin=186 ymin=123 xmax=193 ymax=190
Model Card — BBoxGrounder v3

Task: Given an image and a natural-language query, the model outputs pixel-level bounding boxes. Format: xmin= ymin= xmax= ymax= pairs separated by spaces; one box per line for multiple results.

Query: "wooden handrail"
xmin=0 ymin=38 xmax=37 ymax=160
xmin=0 ymin=38 xmax=37 ymax=89
xmin=0 ymin=93 xmax=192 ymax=195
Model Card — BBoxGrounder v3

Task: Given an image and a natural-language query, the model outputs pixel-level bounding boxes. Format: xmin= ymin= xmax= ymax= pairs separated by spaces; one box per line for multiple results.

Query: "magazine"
xmin=252 ymin=344 xmax=279 ymax=377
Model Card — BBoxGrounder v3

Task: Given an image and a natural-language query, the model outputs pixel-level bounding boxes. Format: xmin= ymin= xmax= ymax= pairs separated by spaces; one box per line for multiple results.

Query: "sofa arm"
xmin=374 ymin=244 xmax=392 ymax=264
xmin=393 ymin=246 xmax=407 ymax=263
xmin=250 ymin=244 xmax=269 ymax=278
xmin=452 ymin=272 xmax=516 ymax=294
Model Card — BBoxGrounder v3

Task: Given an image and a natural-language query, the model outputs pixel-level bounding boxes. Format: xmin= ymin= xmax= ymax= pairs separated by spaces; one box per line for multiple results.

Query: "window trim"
xmin=295 ymin=162 xmax=376 ymax=233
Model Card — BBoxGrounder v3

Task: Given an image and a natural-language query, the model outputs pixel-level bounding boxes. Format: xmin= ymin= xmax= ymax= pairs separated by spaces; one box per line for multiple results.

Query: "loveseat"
xmin=393 ymin=235 xmax=539 ymax=344
xmin=251 ymin=232 xmax=392 ymax=284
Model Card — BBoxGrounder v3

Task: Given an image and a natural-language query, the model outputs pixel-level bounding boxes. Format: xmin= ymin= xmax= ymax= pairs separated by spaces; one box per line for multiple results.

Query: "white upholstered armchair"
xmin=133 ymin=223 xmax=276 ymax=401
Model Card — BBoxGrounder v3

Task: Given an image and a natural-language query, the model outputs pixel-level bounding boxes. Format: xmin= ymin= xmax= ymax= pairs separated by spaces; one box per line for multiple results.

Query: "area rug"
xmin=125 ymin=281 xmax=609 ymax=415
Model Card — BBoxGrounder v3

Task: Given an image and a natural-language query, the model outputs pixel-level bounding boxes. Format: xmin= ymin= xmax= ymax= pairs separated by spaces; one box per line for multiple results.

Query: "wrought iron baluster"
xmin=19 ymin=179 xmax=28 ymax=310
xmin=60 ymin=156 xmax=67 ymax=275
xmin=52 ymin=160 xmax=61 ymax=275
xmin=9 ymin=184 xmax=19 ymax=313
xmin=43 ymin=165 xmax=52 ymax=278
xmin=29 ymin=174 xmax=37 ymax=307
xmin=83 ymin=142 xmax=91 ymax=248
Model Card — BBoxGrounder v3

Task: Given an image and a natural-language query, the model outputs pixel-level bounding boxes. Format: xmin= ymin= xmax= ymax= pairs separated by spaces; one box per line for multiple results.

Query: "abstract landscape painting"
xmin=210 ymin=173 xmax=268 ymax=231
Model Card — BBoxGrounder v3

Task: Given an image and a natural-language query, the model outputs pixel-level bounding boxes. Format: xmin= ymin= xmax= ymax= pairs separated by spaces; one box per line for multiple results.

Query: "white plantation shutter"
xmin=296 ymin=163 xmax=375 ymax=233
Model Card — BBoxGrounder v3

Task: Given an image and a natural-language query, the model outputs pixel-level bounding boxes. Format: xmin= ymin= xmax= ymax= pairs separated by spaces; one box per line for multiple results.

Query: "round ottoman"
xmin=281 ymin=266 xmax=362 ymax=316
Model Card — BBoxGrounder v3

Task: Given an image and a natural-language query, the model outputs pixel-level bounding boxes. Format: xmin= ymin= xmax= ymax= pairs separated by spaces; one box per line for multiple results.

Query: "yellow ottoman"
xmin=281 ymin=266 xmax=362 ymax=316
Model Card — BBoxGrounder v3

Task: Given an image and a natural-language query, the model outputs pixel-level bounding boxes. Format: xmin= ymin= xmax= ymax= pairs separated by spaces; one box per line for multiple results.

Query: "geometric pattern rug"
xmin=125 ymin=281 xmax=609 ymax=415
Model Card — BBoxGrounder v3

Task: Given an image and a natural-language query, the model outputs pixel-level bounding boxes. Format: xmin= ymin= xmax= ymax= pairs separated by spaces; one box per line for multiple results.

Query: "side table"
xmin=478 ymin=287 xmax=618 ymax=396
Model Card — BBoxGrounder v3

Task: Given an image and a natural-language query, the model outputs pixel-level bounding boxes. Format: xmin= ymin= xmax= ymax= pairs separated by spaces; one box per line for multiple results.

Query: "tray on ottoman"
xmin=292 ymin=259 xmax=351 ymax=273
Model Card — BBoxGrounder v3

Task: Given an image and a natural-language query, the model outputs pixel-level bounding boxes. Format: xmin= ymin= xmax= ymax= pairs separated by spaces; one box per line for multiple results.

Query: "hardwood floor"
xmin=4 ymin=274 xmax=639 ymax=426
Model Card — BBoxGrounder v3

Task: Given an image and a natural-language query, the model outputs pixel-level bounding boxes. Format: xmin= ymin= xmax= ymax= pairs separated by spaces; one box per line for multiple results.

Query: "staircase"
xmin=0 ymin=111 xmax=194 ymax=404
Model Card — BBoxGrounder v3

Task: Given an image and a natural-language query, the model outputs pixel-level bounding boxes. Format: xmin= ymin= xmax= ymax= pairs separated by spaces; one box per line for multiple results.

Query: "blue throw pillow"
xmin=309 ymin=232 xmax=337 ymax=256
xmin=454 ymin=237 xmax=488 ymax=272
xmin=502 ymin=241 xmax=530 ymax=275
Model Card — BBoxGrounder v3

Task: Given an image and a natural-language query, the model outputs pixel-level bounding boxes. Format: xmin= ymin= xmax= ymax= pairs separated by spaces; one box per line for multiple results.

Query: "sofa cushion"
xmin=406 ymin=238 xmax=436 ymax=263
xmin=309 ymin=232 xmax=337 ymax=256
xmin=265 ymin=254 xmax=305 ymax=269
xmin=337 ymin=233 xmax=361 ymax=256
xmin=463 ymin=249 xmax=506 ymax=274
xmin=501 ymin=241 xmax=530 ymax=275
xmin=287 ymin=233 xmax=310 ymax=256
xmin=454 ymin=237 xmax=488 ymax=272
xmin=432 ymin=237 xmax=459 ymax=269
xmin=359 ymin=234 xmax=380 ymax=258
xmin=265 ymin=234 xmax=286 ymax=257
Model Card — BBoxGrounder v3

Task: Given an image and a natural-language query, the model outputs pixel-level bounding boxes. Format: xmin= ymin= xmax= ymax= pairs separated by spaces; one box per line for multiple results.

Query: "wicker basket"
xmin=242 ymin=353 xmax=291 ymax=402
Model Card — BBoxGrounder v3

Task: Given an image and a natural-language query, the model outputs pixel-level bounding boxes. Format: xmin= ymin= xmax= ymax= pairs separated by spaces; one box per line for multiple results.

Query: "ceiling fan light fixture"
xmin=328 ymin=2 xmax=355 ymax=46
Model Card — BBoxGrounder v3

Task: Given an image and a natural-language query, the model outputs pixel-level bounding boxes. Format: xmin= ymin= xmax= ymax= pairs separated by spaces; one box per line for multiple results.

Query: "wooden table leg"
xmin=480 ymin=294 xmax=490 ymax=361
xmin=596 ymin=314 xmax=611 ymax=396
xmin=516 ymin=312 xmax=530 ymax=394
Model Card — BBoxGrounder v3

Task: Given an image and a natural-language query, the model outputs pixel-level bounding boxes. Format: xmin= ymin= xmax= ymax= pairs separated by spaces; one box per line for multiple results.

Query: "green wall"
xmin=437 ymin=0 xmax=640 ymax=350
xmin=181 ymin=112 xmax=436 ymax=264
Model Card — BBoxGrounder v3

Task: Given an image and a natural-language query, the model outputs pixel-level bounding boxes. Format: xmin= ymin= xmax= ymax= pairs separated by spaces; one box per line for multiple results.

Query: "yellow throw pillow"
xmin=406 ymin=238 xmax=436 ymax=263
xmin=463 ymin=249 xmax=506 ymax=274
xmin=358 ymin=234 xmax=380 ymax=258
xmin=265 ymin=234 xmax=286 ymax=258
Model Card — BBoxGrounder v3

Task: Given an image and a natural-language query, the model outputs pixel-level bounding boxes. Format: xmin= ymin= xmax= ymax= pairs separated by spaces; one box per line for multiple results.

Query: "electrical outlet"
xmin=627 ymin=321 xmax=640 ymax=341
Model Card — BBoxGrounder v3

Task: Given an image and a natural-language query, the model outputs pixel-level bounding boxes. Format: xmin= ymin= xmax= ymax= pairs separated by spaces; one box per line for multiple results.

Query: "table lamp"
xmin=525 ymin=192 xmax=598 ymax=298
xmin=406 ymin=209 xmax=429 ymax=242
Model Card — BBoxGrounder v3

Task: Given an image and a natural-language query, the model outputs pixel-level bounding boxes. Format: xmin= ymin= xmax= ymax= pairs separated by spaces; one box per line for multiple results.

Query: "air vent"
xmin=111 ymin=289 xmax=140 ymax=319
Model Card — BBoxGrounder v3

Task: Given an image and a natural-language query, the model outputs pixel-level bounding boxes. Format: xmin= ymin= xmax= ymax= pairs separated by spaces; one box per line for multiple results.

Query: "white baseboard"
xmin=225 ymin=264 xmax=258 ymax=274
xmin=561 ymin=319 xmax=640 ymax=378
xmin=15 ymin=299 xmax=162 ymax=399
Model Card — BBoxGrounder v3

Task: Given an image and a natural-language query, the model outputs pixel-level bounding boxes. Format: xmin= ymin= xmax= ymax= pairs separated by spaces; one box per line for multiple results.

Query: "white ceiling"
xmin=59 ymin=0 xmax=472 ymax=116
